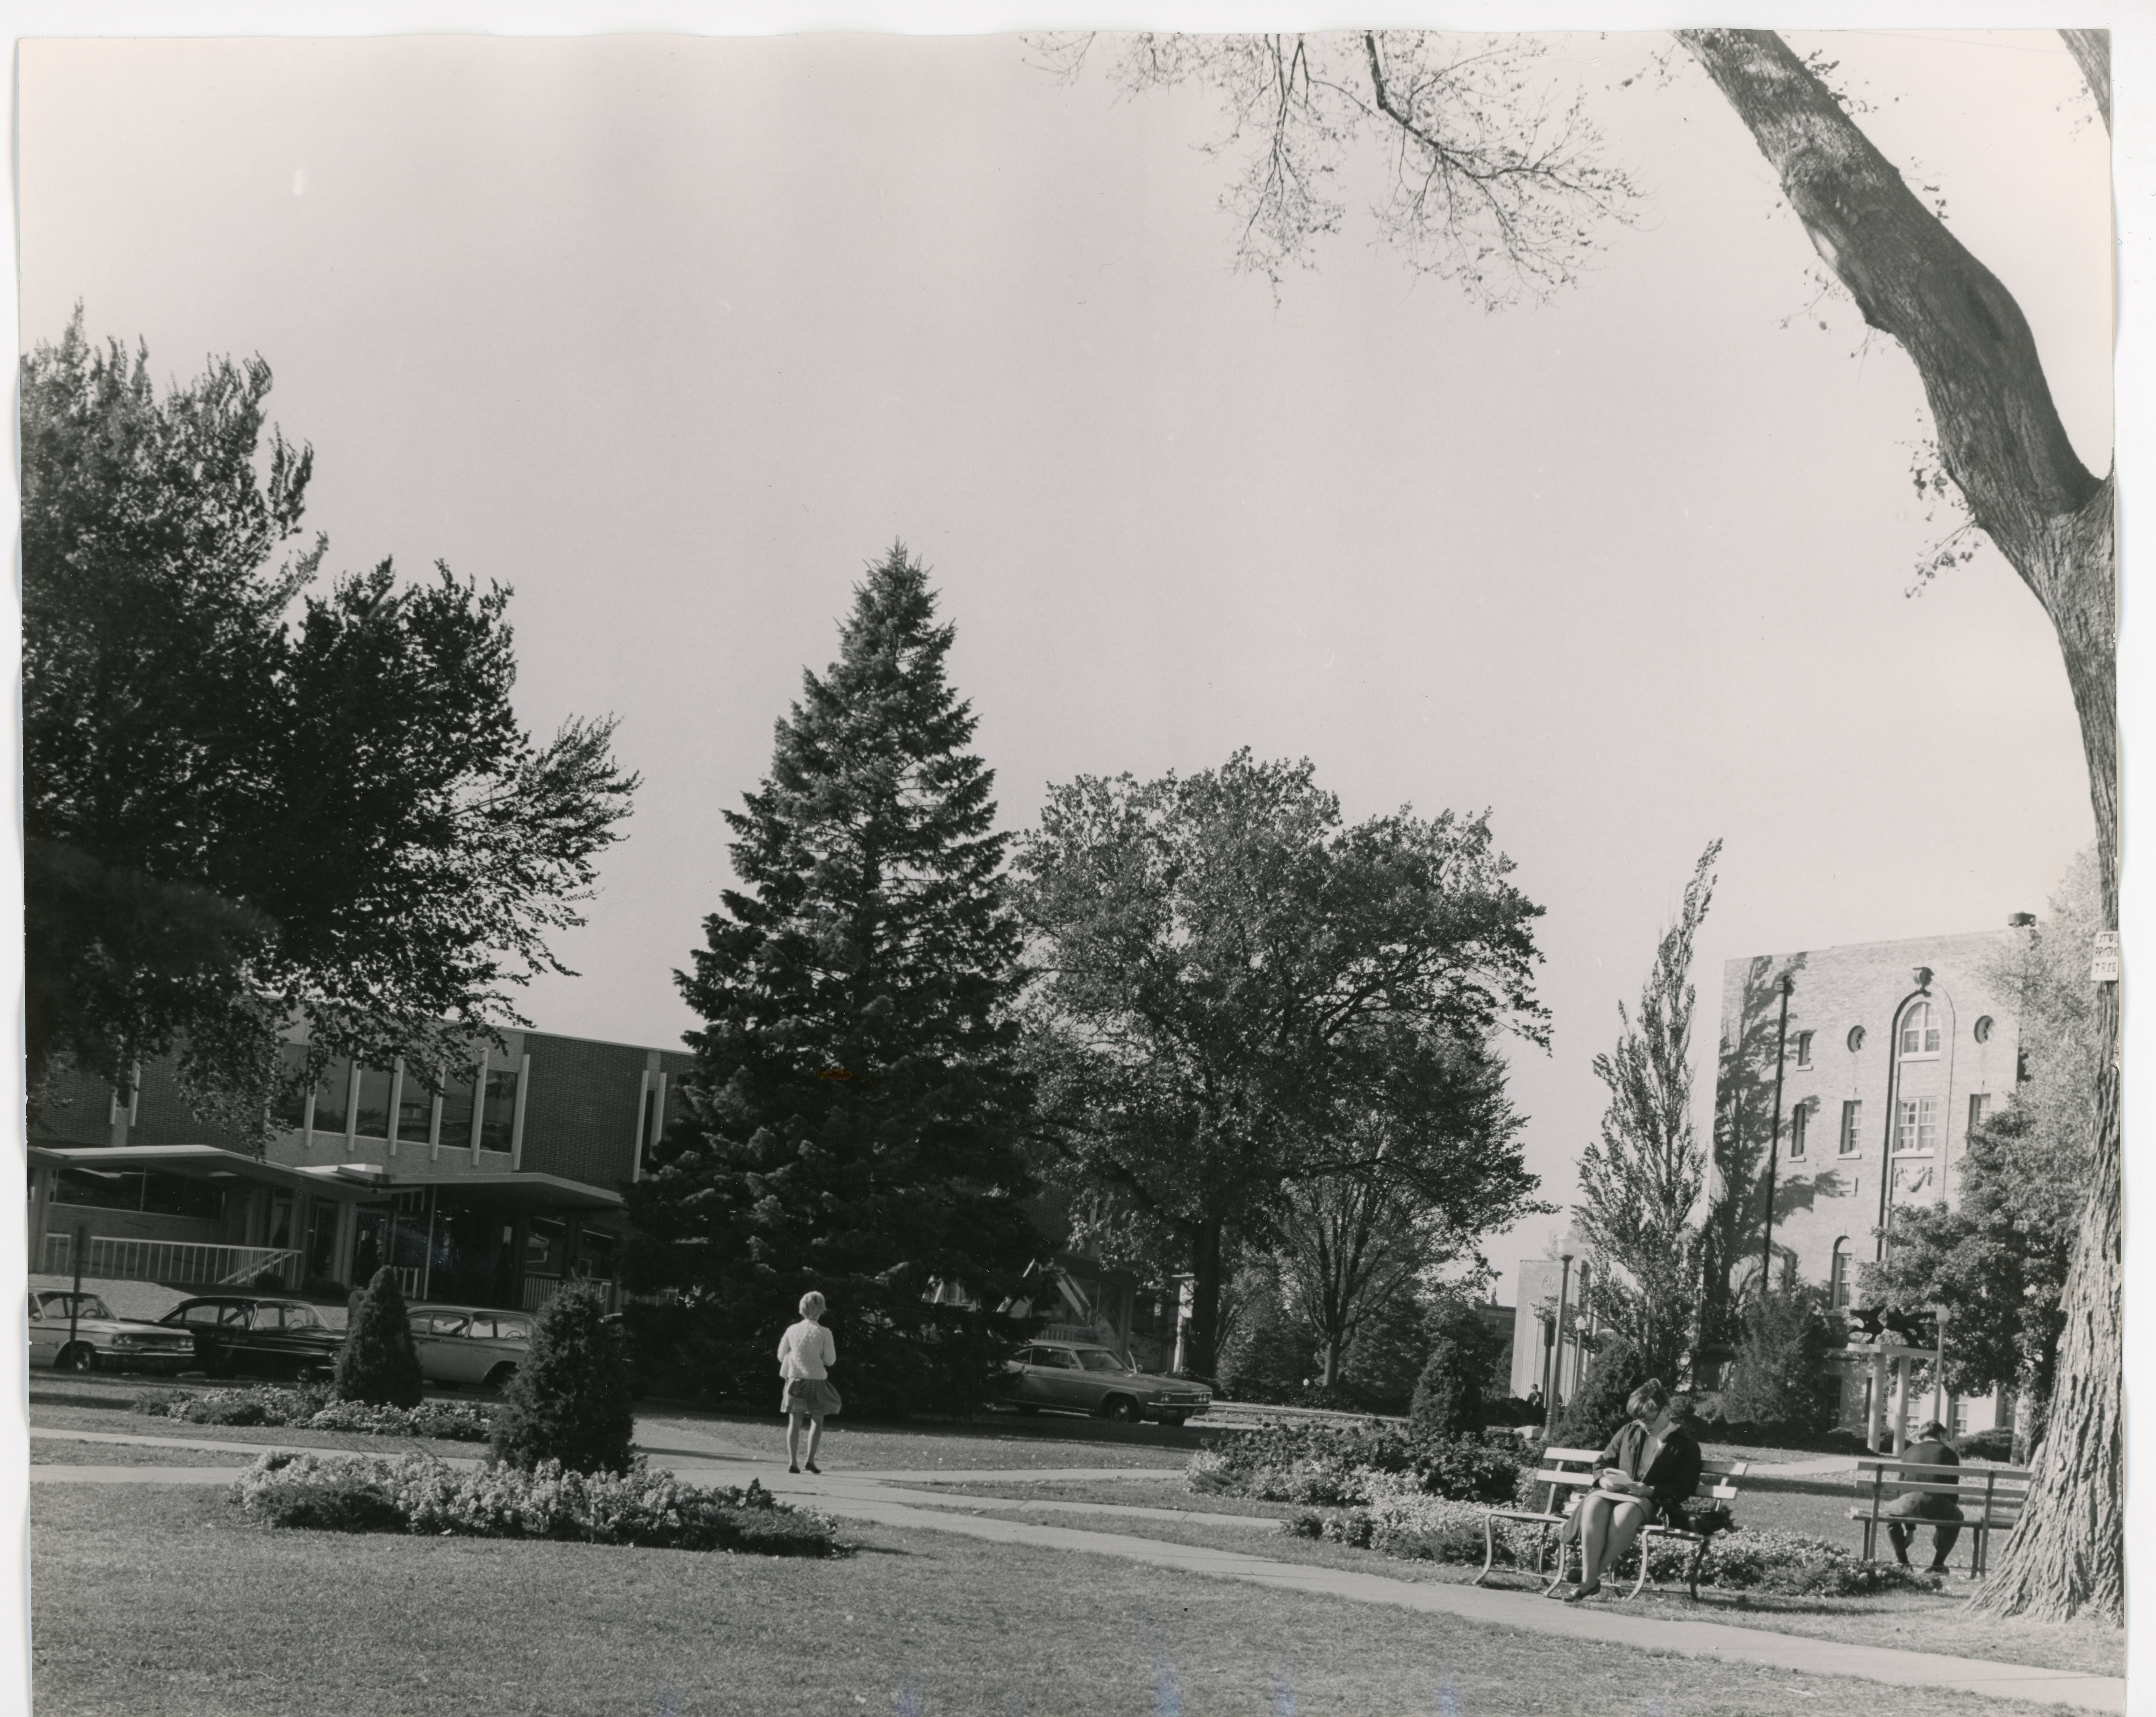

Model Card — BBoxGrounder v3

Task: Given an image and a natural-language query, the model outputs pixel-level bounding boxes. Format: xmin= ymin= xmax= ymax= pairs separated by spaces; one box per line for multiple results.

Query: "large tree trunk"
xmin=1678 ymin=29 xmax=2119 ymax=1622
xmin=1184 ymin=1217 xmax=1226 ymax=1379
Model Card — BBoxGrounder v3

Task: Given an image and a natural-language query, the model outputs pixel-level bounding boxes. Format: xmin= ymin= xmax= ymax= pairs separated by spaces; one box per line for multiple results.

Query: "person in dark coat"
xmin=1556 ymin=1382 xmax=1705 ymax=1602
xmin=1884 ymin=1420 xmax=1963 ymax=1573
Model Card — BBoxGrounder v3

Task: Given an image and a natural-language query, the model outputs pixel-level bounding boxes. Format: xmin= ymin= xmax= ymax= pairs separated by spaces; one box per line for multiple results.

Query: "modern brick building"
xmin=1712 ymin=926 xmax=2028 ymax=1435
xmin=27 ymin=1024 xmax=695 ymax=1315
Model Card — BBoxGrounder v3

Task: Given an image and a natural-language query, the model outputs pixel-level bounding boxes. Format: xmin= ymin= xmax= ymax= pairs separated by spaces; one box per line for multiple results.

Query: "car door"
xmin=410 ymin=1310 xmax=471 ymax=1383
xmin=467 ymin=1315 xmax=529 ymax=1385
xmin=1032 ymin=1345 xmax=1091 ymax=1411
xmin=26 ymin=1295 xmax=60 ymax=1368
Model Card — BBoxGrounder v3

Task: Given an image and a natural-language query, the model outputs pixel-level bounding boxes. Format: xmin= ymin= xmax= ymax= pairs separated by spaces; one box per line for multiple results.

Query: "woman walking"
xmin=778 ymin=1291 xmax=841 ymax=1474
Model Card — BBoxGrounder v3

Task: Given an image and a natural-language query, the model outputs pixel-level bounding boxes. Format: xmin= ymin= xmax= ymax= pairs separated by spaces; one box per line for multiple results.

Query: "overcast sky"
xmin=19 ymin=28 xmax=2112 ymax=1295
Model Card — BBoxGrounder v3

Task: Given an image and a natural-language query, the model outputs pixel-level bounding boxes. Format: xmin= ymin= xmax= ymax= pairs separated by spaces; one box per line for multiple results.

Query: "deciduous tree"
xmin=22 ymin=314 xmax=638 ymax=1135
xmin=1575 ymin=841 xmax=1720 ymax=1382
xmin=1018 ymin=751 xmax=1545 ymax=1377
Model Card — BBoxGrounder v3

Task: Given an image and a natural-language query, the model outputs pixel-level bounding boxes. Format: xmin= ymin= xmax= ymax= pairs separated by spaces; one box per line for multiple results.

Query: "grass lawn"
xmin=907 ymin=1497 xmax=2119 ymax=1683
xmin=31 ymin=1438 xmax=244 ymax=1467
xmin=30 ymin=1484 xmax=2093 ymax=1717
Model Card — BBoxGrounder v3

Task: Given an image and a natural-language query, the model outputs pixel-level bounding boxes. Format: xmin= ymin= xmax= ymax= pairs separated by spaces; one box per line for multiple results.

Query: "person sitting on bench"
xmin=1884 ymin=1420 xmax=1963 ymax=1574
xmin=1555 ymin=1381 xmax=1703 ymax=1602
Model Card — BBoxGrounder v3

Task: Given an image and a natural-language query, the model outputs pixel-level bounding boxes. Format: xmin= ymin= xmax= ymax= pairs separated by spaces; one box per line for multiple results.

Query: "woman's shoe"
xmin=788 ymin=1464 xmax=800 ymax=1474
xmin=805 ymin=1462 xmax=821 ymax=1474
xmin=1562 ymin=1582 xmax=1603 ymax=1603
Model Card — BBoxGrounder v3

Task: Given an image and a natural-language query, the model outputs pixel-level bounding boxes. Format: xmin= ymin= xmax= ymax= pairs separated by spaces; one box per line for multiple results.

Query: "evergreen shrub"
xmin=1549 ymin=1335 xmax=1647 ymax=1451
xmin=332 ymin=1267 xmax=424 ymax=1409
xmin=491 ymin=1282 xmax=636 ymax=1474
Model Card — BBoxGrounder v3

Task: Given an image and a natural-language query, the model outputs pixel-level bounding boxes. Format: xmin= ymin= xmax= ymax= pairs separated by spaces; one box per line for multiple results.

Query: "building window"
xmin=396 ymin=1075 xmax=436 ymax=1144
xmin=1788 ymin=1103 xmax=1808 ymax=1158
xmin=310 ymin=1060 xmax=351 ymax=1136
xmin=1794 ymin=1030 xmax=1814 ymax=1069
xmin=1973 ymin=1014 xmax=1994 ymax=1044
xmin=1839 ymin=1100 xmax=1863 ymax=1156
xmin=481 ymin=1068 xmax=520 ymax=1152
xmin=1829 ymin=1239 xmax=1852 ymax=1310
xmin=1951 ymin=1398 xmax=1970 ymax=1438
xmin=1896 ymin=1096 xmax=1940 ymax=1153
xmin=1968 ymin=1092 xmax=1992 ymax=1136
xmin=353 ymin=1067 xmax=394 ymax=1140
xmin=1899 ymin=1002 xmax=1941 ymax=1058
xmin=1847 ymin=1025 xmax=1866 ymax=1053
xmin=438 ymin=1071 xmax=477 ymax=1149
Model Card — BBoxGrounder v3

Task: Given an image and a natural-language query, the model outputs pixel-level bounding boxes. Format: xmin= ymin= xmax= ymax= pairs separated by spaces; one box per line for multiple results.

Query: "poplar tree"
xmin=629 ymin=545 xmax=1039 ymax=1416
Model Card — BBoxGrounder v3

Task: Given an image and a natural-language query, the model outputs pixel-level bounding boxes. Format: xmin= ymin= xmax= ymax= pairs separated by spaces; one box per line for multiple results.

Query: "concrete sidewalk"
xmin=30 ymin=1426 xmax=2122 ymax=1713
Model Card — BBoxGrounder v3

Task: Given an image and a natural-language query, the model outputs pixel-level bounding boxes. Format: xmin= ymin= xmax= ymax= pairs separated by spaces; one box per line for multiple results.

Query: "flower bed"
xmin=230 ymin=1451 xmax=841 ymax=1555
xmin=134 ymin=1385 xmax=493 ymax=1442
xmin=1289 ymin=1477 xmax=1937 ymax=1598
xmin=1188 ymin=1417 xmax=1519 ymax=1507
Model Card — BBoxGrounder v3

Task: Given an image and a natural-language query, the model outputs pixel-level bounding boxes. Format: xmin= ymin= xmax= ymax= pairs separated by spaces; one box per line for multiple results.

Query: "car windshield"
xmin=1074 ymin=1349 xmax=1129 ymax=1373
xmin=38 ymin=1293 xmax=113 ymax=1319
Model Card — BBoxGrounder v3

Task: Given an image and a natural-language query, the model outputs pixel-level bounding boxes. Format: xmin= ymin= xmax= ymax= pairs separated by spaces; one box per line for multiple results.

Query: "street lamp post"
xmin=1757 ymin=974 xmax=1793 ymax=1300
xmin=1553 ymin=1252 xmax=1575 ymax=1413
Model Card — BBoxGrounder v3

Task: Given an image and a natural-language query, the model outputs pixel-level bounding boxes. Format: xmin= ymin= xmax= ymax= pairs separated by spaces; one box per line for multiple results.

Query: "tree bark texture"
xmin=1678 ymin=29 xmax=2119 ymax=1621
xmin=1185 ymin=1217 xmax=1225 ymax=1379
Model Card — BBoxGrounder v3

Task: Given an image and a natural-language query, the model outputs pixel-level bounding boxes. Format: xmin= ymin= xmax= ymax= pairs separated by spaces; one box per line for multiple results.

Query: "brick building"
xmin=1712 ymin=926 xmax=2028 ymax=1435
xmin=27 ymin=1024 xmax=695 ymax=1315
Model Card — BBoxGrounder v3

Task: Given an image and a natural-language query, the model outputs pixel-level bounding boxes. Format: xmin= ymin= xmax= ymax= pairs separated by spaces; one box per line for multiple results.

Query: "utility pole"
xmin=1757 ymin=973 xmax=1793 ymax=1301
xmin=1553 ymin=1252 xmax=1575 ymax=1412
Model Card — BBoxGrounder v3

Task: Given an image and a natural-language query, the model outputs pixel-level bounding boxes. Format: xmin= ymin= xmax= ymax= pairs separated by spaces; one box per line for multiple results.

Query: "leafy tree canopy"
xmin=1018 ymin=750 xmax=1546 ymax=1375
xmin=22 ymin=312 xmax=637 ymax=1134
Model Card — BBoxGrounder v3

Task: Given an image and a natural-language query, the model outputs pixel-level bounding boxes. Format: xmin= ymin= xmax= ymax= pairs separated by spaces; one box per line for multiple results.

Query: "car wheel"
xmin=58 ymin=1344 xmax=96 ymax=1374
xmin=1102 ymin=1395 xmax=1139 ymax=1424
xmin=485 ymin=1362 xmax=518 ymax=1392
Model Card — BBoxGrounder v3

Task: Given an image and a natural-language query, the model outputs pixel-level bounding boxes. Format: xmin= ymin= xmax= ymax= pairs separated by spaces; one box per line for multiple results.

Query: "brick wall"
xmin=1714 ymin=928 xmax=2023 ymax=1296
xmin=517 ymin=1034 xmax=651 ymax=1190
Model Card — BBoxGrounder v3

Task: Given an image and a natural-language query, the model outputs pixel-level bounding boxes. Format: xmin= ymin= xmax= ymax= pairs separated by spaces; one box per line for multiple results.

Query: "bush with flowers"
xmin=134 ymin=1384 xmax=494 ymax=1441
xmin=229 ymin=1449 xmax=840 ymax=1554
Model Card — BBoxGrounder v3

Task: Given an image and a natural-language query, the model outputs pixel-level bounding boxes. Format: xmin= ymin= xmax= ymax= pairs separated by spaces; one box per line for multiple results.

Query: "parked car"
xmin=27 ymin=1290 xmax=199 ymax=1375
xmin=157 ymin=1295 xmax=345 ymax=1382
xmin=1000 ymin=1340 xmax=1213 ymax=1426
xmin=406 ymin=1303 xmax=532 ymax=1390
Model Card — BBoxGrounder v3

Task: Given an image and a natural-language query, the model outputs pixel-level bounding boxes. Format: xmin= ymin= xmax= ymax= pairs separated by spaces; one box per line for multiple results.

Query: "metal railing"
xmin=521 ymin=1274 xmax=618 ymax=1314
xmin=42 ymin=1233 xmax=303 ymax=1289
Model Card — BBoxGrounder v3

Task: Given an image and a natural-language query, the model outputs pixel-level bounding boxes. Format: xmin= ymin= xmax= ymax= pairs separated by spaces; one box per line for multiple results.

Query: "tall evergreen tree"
xmin=628 ymin=544 xmax=1040 ymax=1416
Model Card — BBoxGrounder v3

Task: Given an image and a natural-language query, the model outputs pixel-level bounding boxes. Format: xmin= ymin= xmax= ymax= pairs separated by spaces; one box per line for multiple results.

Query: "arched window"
xmin=1829 ymin=1239 xmax=1852 ymax=1310
xmin=1899 ymin=1001 xmax=1941 ymax=1057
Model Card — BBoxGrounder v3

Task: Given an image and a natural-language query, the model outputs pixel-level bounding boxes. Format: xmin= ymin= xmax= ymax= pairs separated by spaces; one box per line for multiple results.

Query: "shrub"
xmin=492 ymin=1282 xmax=636 ymax=1474
xmin=1409 ymin=1338 xmax=1489 ymax=1442
xmin=230 ymin=1451 xmax=839 ymax=1554
xmin=1186 ymin=1419 xmax=1519 ymax=1507
xmin=1720 ymin=1291 xmax=1836 ymax=1438
xmin=1549 ymin=1335 xmax=1646 ymax=1451
xmin=1959 ymin=1427 xmax=2014 ymax=1462
xmin=334 ymin=1268 xmax=425 ymax=1409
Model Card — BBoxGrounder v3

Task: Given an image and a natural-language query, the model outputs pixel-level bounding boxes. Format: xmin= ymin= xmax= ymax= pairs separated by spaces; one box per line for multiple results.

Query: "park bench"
xmin=1849 ymin=1458 xmax=2031 ymax=1576
xmin=1475 ymin=1447 xmax=1748 ymax=1602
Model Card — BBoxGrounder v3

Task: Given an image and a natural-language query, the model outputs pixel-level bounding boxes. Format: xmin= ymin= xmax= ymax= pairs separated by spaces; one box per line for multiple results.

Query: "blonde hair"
xmin=799 ymin=1291 xmax=826 ymax=1318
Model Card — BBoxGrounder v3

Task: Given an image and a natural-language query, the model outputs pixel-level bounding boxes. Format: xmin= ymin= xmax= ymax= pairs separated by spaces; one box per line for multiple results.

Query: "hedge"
xmin=229 ymin=1450 xmax=840 ymax=1555
xmin=1187 ymin=1417 xmax=1520 ymax=1507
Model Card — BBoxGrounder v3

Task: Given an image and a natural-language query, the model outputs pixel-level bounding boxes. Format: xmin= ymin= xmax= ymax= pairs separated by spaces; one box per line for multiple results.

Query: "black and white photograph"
xmin=5 ymin=8 xmax=2141 ymax=1715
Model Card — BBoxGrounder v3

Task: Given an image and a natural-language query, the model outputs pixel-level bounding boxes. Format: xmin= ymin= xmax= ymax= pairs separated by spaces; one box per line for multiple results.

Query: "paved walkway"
xmin=29 ymin=1425 xmax=2122 ymax=1714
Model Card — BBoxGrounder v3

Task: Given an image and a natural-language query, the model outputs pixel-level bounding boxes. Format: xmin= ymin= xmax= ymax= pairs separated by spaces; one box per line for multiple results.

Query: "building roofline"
xmin=1723 ymin=927 xmax=2018 ymax=967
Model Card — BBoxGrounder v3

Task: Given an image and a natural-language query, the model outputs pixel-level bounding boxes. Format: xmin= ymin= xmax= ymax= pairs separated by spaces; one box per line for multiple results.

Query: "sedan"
xmin=407 ymin=1303 xmax=532 ymax=1390
xmin=158 ymin=1295 xmax=345 ymax=1382
xmin=1001 ymin=1340 xmax=1213 ymax=1426
xmin=27 ymin=1290 xmax=198 ymax=1374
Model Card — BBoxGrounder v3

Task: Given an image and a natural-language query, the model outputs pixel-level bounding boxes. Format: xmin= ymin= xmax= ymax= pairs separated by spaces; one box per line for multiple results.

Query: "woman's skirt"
xmin=781 ymin=1376 xmax=842 ymax=1418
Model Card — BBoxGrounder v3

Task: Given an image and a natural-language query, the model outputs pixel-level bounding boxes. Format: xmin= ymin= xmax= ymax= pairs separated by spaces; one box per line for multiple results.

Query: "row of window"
xmin=51 ymin=1167 xmax=227 ymax=1220
xmin=272 ymin=1048 xmax=521 ymax=1152
xmin=1784 ymin=1092 xmax=1992 ymax=1159
xmin=1787 ymin=1004 xmax=1994 ymax=1069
